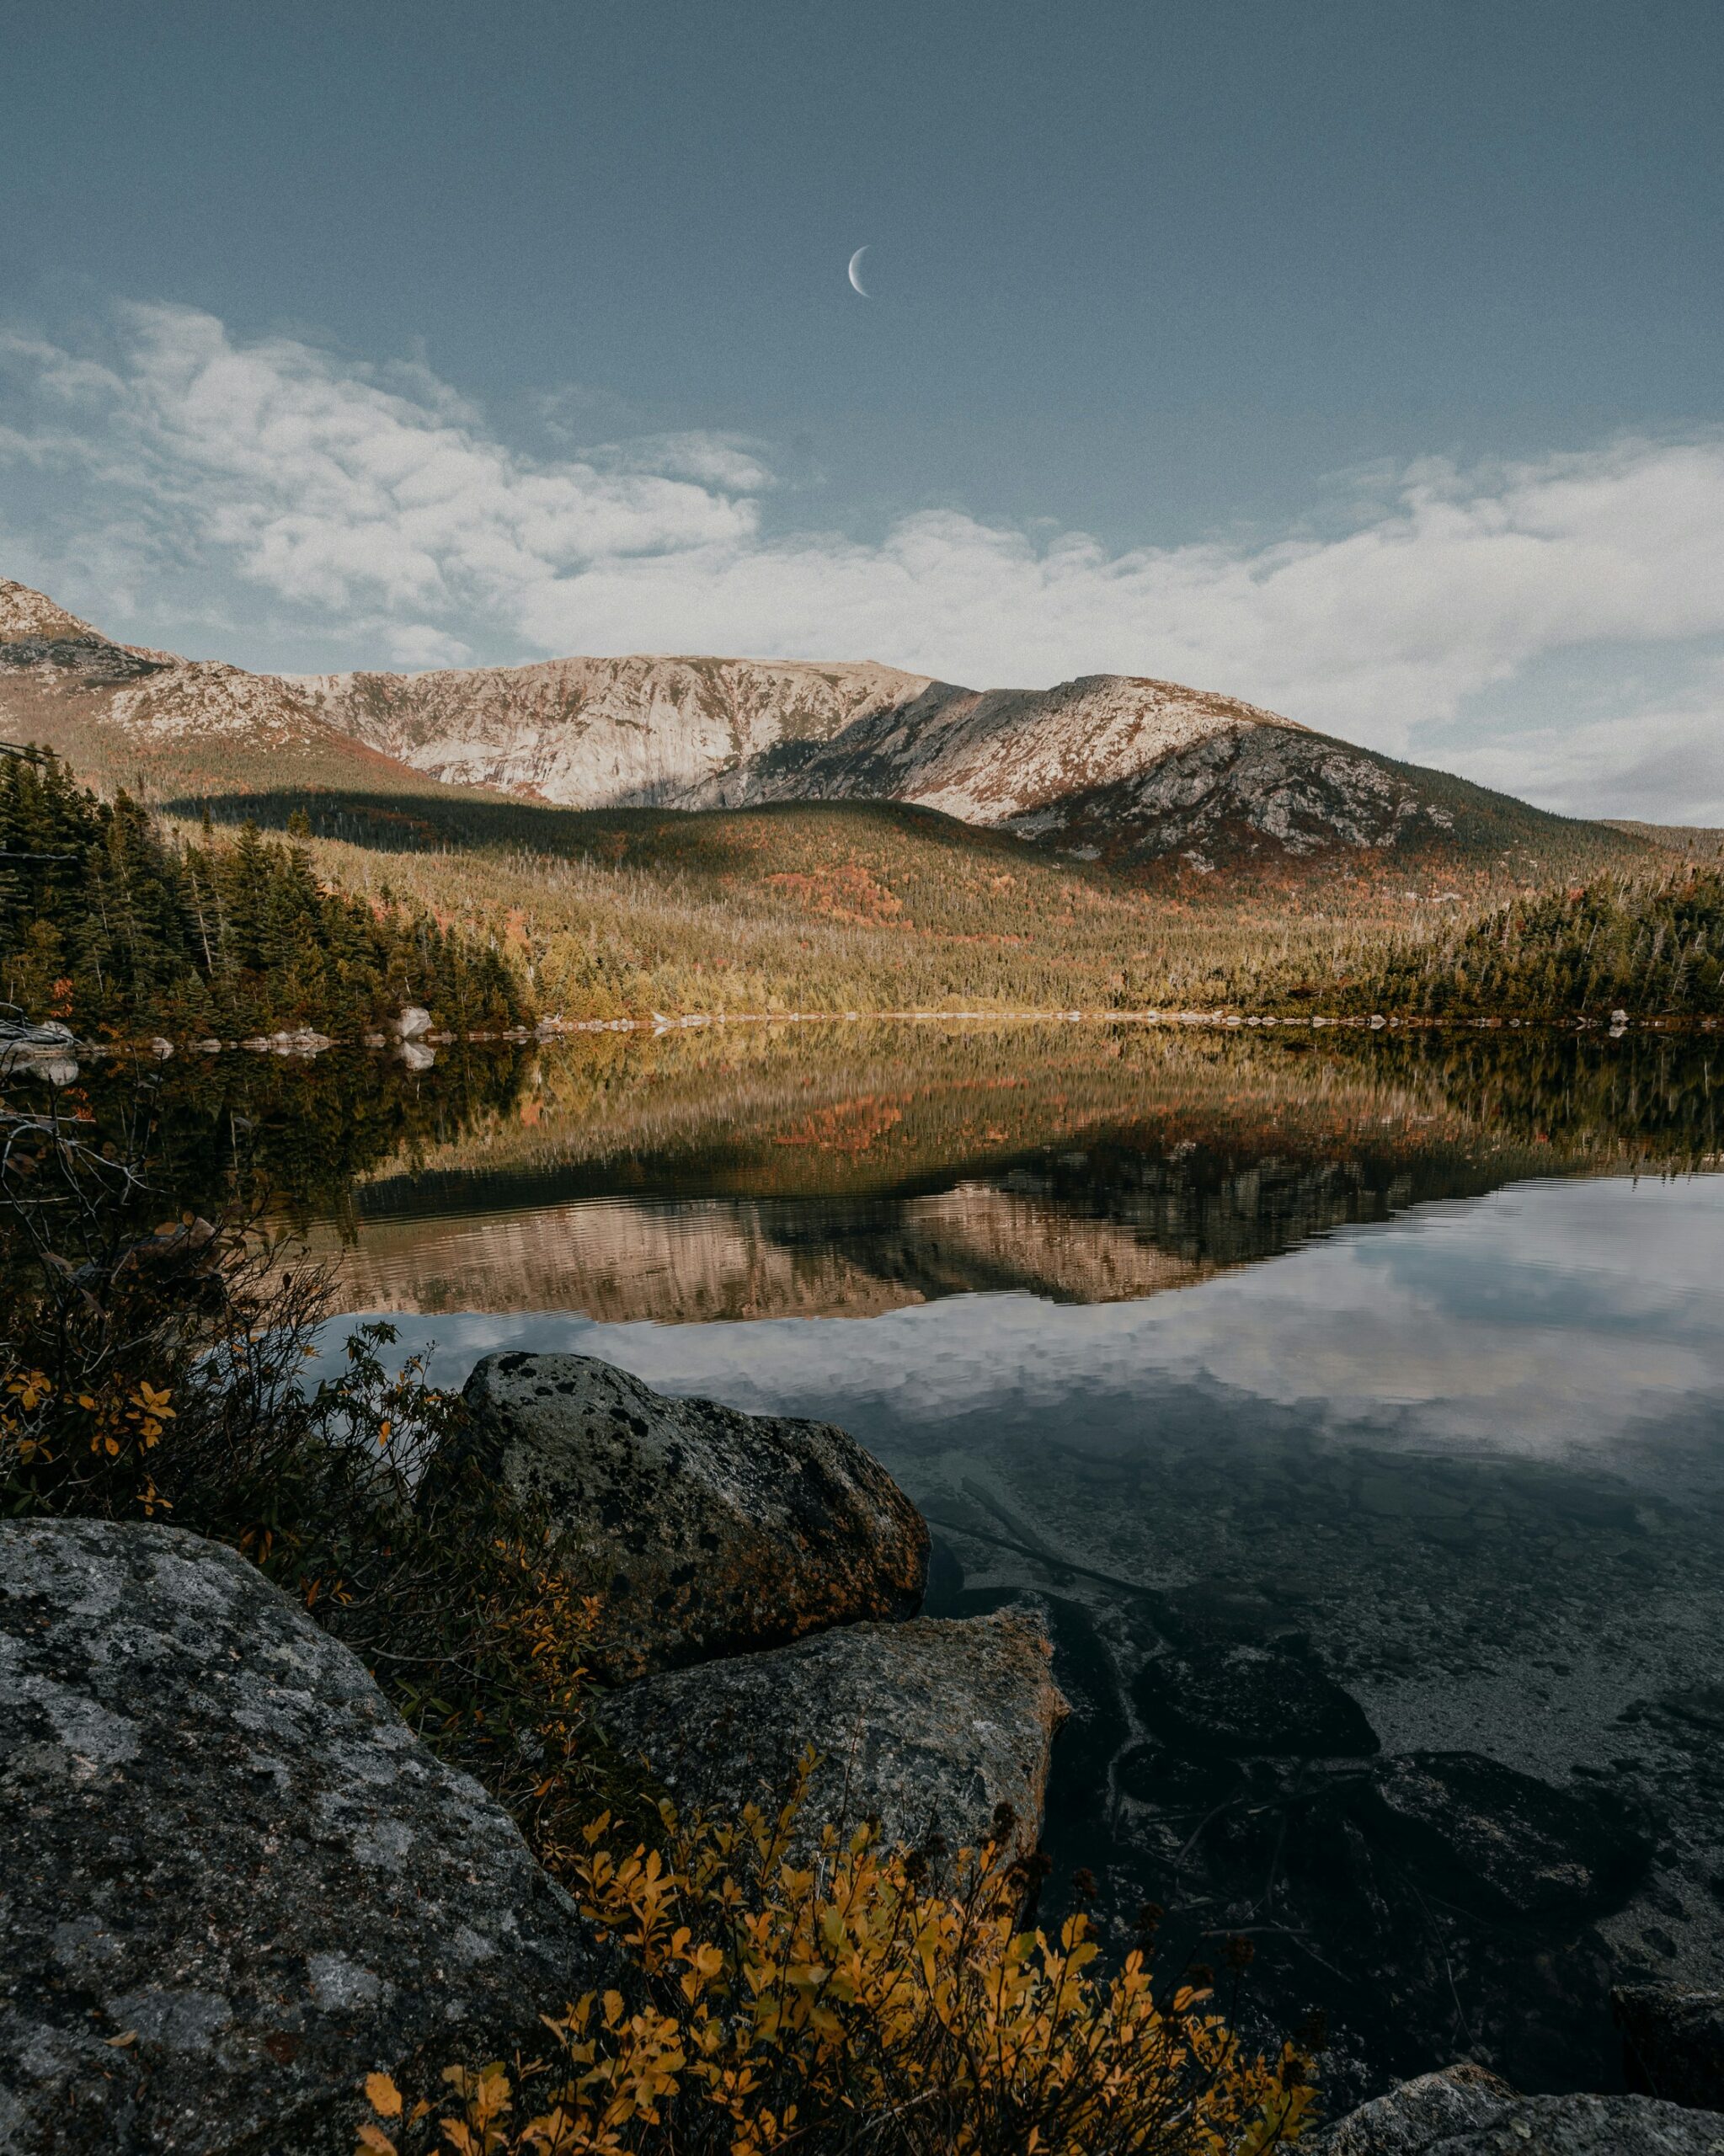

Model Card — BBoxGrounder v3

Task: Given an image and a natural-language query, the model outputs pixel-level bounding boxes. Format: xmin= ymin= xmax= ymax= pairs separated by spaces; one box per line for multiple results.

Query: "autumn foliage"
xmin=362 ymin=1761 xmax=1313 ymax=2156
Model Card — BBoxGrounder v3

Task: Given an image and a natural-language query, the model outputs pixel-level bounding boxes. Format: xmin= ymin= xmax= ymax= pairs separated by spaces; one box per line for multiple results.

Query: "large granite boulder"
xmin=1307 ymin=2064 xmax=1724 ymax=2153
xmin=595 ymin=1607 xmax=1068 ymax=1859
xmin=458 ymin=1351 xmax=929 ymax=1682
xmin=0 ymin=1518 xmax=595 ymax=2156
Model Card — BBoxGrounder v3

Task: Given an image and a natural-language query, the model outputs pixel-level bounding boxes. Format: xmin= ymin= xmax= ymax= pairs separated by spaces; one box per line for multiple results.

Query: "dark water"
xmin=61 ymin=1022 xmax=1724 ymax=2105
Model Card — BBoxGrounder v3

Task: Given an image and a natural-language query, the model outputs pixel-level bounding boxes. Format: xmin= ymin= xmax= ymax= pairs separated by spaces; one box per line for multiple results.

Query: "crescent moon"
xmin=847 ymin=246 xmax=870 ymax=296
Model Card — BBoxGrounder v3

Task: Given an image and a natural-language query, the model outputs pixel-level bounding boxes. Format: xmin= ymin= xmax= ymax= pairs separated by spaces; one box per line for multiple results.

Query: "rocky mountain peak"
xmin=0 ymin=578 xmax=105 ymax=645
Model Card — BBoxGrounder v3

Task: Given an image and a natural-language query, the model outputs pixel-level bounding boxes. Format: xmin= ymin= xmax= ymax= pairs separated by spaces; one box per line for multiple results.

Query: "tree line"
xmin=0 ymin=751 xmax=529 ymax=1037
xmin=1283 ymin=870 xmax=1724 ymax=1021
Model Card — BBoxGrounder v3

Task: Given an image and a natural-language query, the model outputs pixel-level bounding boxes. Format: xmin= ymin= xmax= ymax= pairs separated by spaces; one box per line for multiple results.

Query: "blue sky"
xmin=4 ymin=1 xmax=1723 ymax=816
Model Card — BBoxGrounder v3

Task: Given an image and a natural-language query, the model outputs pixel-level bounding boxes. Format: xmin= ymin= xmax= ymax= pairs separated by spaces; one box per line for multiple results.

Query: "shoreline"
xmin=13 ymin=1003 xmax=1714 ymax=1063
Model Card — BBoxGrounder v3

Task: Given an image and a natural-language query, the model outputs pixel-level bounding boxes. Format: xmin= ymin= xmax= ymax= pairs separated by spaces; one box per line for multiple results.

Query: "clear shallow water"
xmin=298 ymin=1030 xmax=1724 ymax=2101
xmin=324 ymin=1175 xmax=1724 ymax=2101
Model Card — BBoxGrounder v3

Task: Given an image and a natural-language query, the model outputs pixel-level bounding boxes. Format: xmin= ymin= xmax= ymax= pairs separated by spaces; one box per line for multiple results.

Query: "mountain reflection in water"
xmin=311 ymin=1021 xmax=1724 ymax=1321
xmin=138 ymin=1025 xmax=1724 ymax=2108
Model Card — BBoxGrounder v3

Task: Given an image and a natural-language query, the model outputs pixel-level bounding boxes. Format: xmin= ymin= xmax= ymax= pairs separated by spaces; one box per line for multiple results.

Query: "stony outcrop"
xmin=1307 ymin=2066 xmax=1519 ymax=2152
xmin=0 ymin=1517 xmax=596 ymax=2156
xmin=595 ymin=1608 xmax=1068 ymax=1858
xmin=1616 ymin=1984 xmax=1724 ymax=2111
xmin=456 ymin=1351 xmax=929 ymax=1682
xmin=1309 ymin=2064 xmax=1724 ymax=2153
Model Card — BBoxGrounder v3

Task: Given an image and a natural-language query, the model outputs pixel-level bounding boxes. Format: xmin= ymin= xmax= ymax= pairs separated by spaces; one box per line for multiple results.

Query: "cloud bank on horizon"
xmin=3 ymin=299 xmax=1722 ymax=822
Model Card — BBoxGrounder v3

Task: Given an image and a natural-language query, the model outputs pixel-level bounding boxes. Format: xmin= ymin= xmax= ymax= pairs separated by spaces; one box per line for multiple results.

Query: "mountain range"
xmin=0 ymin=577 xmax=1662 ymax=886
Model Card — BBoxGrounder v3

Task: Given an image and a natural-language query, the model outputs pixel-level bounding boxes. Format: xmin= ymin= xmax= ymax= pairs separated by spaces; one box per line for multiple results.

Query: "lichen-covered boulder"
xmin=0 ymin=1518 xmax=595 ymax=2156
xmin=457 ymin=1352 xmax=929 ymax=1682
xmin=1616 ymin=1984 xmax=1724 ymax=2111
xmin=1307 ymin=2065 xmax=1724 ymax=2153
xmin=1306 ymin=2067 xmax=1521 ymax=2153
xmin=595 ymin=1608 xmax=1068 ymax=1857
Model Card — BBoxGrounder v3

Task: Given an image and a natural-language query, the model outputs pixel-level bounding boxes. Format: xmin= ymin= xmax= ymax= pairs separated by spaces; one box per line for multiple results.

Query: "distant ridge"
xmin=0 ymin=578 xmax=446 ymax=797
xmin=0 ymin=576 xmax=1655 ymax=888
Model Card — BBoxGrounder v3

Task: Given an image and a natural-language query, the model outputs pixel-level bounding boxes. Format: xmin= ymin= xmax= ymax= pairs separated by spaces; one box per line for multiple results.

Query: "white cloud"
xmin=3 ymin=300 xmax=1724 ymax=814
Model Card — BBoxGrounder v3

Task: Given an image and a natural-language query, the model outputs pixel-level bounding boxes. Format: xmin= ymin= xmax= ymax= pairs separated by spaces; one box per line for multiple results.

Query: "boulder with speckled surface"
xmin=456 ymin=1351 xmax=929 ymax=1683
xmin=0 ymin=1517 xmax=597 ymax=2156
xmin=1307 ymin=2064 xmax=1724 ymax=2154
xmin=595 ymin=1607 xmax=1067 ymax=1858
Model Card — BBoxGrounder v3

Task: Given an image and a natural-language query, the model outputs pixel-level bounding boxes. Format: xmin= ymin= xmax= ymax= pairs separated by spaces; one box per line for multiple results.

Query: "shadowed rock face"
xmin=1130 ymin=1637 xmax=1382 ymax=1760
xmin=0 ymin=1518 xmax=595 ymax=2156
xmin=595 ymin=1609 xmax=1069 ymax=1858
xmin=0 ymin=634 xmax=168 ymax=687
xmin=1615 ymin=1984 xmax=1724 ymax=2111
xmin=457 ymin=1350 xmax=929 ymax=1682
xmin=1307 ymin=2063 xmax=1724 ymax=2153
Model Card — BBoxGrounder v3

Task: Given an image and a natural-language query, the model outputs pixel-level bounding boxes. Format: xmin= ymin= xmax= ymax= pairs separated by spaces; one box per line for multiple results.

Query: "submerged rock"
xmin=595 ymin=1607 xmax=1068 ymax=1857
xmin=1130 ymin=1636 xmax=1380 ymax=1758
xmin=1371 ymin=1751 xmax=1650 ymax=1920
xmin=1309 ymin=2066 xmax=1724 ymax=2153
xmin=459 ymin=1351 xmax=929 ymax=1681
xmin=0 ymin=1518 xmax=595 ymax=2156
xmin=1616 ymin=1984 xmax=1724 ymax=2111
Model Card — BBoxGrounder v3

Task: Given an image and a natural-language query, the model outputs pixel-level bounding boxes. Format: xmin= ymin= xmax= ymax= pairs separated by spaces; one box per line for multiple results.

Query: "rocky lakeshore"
xmin=0 ymin=1355 xmax=1070 ymax=2151
xmin=4 ymin=1350 xmax=1723 ymax=2152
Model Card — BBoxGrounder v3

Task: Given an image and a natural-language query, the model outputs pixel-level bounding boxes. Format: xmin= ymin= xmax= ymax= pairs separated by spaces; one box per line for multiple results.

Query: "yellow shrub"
xmin=362 ymin=1756 xmax=1315 ymax=2155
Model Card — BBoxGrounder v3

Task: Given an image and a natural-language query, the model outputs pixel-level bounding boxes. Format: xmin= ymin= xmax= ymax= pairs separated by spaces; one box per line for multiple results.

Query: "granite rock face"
xmin=1307 ymin=2065 xmax=1518 ymax=2153
xmin=1308 ymin=2065 xmax=1724 ymax=2154
xmin=458 ymin=1351 xmax=929 ymax=1682
xmin=595 ymin=1608 xmax=1069 ymax=1858
xmin=1616 ymin=1985 xmax=1724 ymax=2111
xmin=0 ymin=1518 xmax=595 ymax=2156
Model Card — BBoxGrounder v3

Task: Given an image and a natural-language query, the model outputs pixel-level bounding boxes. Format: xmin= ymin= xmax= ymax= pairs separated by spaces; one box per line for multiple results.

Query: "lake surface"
xmin=152 ymin=1024 xmax=1724 ymax=2102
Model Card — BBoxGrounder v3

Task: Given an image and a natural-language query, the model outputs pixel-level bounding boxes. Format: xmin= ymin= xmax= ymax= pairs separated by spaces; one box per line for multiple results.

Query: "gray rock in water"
xmin=0 ymin=1518 xmax=595 ymax=2156
xmin=458 ymin=1352 xmax=929 ymax=1682
xmin=595 ymin=1607 xmax=1068 ymax=1858
xmin=1308 ymin=2065 xmax=1724 ymax=2153
xmin=1616 ymin=1984 xmax=1724 ymax=2111
xmin=1371 ymin=1751 xmax=1649 ymax=1920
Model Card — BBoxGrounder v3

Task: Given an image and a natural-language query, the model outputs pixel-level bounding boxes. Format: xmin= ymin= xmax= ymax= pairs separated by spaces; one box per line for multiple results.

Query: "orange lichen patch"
xmin=773 ymin=1095 xmax=906 ymax=1154
xmin=766 ymin=864 xmax=905 ymax=924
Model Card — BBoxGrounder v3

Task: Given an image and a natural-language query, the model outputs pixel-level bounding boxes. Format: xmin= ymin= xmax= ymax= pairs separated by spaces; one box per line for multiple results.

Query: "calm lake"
xmin=159 ymin=1024 xmax=1724 ymax=2104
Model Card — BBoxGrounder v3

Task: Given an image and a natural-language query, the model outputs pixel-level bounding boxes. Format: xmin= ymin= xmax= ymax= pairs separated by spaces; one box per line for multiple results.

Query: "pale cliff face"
xmin=0 ymin=579 xmax=429 ymax=784
xmin=291 ymin=654 xmax=937 ymax=805
xmin=737 ymin=674 xmax=1306 ymax=826
xmin=0 ymin=574 xmax=1627 ymax=877
xmin=288 ymin=653 xmax=1307 ymax=827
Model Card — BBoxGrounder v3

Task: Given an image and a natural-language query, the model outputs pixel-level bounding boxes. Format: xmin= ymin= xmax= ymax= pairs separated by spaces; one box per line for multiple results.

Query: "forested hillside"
xmin=1283 ymin=870 xmax=1724 ymax=1021
xmin=0 ymin=752 xmax=526 ymax=1037
xmin=237 ymin=791 xmax=1380 ymax=1017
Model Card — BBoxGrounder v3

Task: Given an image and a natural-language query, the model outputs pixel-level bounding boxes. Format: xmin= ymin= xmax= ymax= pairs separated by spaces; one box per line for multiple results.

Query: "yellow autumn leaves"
xmin=359 ymin=1763 xmax=1315 ymax=2156
xmin=3 ymin=1367 xmax=174 ymax=1508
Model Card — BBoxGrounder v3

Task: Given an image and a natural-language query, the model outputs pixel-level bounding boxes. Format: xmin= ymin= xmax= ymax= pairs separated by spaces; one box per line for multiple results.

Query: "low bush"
xmin=364 ymin=1764 xmax=1313 ymax=2155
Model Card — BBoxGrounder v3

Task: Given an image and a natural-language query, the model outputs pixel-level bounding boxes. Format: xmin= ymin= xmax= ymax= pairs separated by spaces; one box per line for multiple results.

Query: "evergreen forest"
xmin=0 ymin=751 xmax=528 ymax=1038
